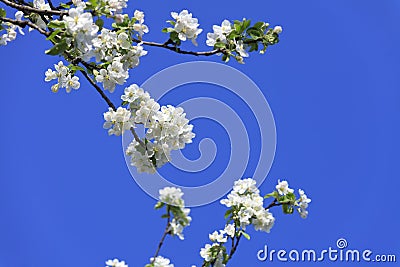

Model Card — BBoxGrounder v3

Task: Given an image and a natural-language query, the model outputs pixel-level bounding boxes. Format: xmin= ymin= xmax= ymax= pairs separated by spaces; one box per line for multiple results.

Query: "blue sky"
xmin=1 ymin=0 xmax=399 ymax=266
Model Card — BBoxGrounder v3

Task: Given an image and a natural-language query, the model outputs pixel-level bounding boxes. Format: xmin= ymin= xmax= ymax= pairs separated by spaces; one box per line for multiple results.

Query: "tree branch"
xmin=132 ymin=38 xmax=225 ymax=57
xmin=0 ymin=0 xmax=66 ymax=15
xmin=0 ymin=16 xmax=50 ymax=36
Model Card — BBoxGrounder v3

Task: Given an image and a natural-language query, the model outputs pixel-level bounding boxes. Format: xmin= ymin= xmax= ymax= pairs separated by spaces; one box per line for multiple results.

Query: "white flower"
xmin=252 ymin=209 xmax=275 ymax=233
xmin=14 ymin=11 xmax=25 ymax=35
xmin=105 ymin=258 xmax=128 ymax=267
xmin=105 ymin=0 xmax=127 ymax=14
xmin=103 ymin=107 xmax=133 ymax=136
xmin=297 ymin=189 xmax=311 ymax=219
xmin=44 ymin=61 xmax=80 ymax=93
xmin=150 ymin=256 xmax=174 ymax=267
xmin=65 ymin=74 xmax=80 ymax=92
xmin=273 ymin=25 xmax=283 ymax=34
xmin=224 ymin=223 xmax=235 ymax=238
xmin=235 ymin=40 xmax=249 ymax=58
xmin=275 ymin=180 xmax=294 ymax=195
xmin=130 ymin=10 xmax=149 ymax=36
xmin=169 ymin=10 xmax=202 ymax=45
xmin=206 ymin=19 xmax=232 ymax=47
xmin=159 ymin=187 xmax=184 ymax=207
xmin=33 ymin=0 xmax=50 ymax=10
xmin=209 ymin=230 xmax=227 ymax=243
xmin=221 ymin=178 xmax=275 ymax=232
xmin=95 ymin=58 xmax=129 ymax=92
xmin=117 ymin=32 xmax=131 ymax=49
xmin=63 ymin=7 xmax=99 ymax=53
xmin=200 ymin=244 xmax=215 ymax=262
xmin=126 ymin=140 xmax=157 ymax=173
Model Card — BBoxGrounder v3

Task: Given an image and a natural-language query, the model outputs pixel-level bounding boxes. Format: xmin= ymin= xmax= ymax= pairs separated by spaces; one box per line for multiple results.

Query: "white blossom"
xmin=209 ymin=230 xmax=227 ymax=243
xmin=150 ymin=256 xmax=174 ymax=267
xmin=105 ymin=258 xmax=128 ymax=267
xmin=121 ymin=85 xmax=194 ymax=173
xmin=132 ymin=10 xmax=149 ymax=36
xmin=63 ymin=6 xmax=99 ymax=54
xmin=235 ymin=40 xmax=249 ymax=58
xmin=105 ymin=0 xmax=127 ymax=15
xmin=224 ymin=223 xmax=235 ymax=238
xmin=95 ymin=58 xmax=129 ymax=93
xmin=275 ymin=180 xmax=294 ymax=196
xmin=103 ymin=107 xmax=133 ymax=136
xmin=206 ymin=19 xmax=232 ymax=47
xmin=221 ymin=178 xmax=275 ymax=232
xmin=14 ymin=11 xmax=25 ymax=35
xmin=159 ymin=187 xmax=184 ymax=207
xmin=297 ymin=189 xmax=311 ymax=219
xmin=44 ymin=61 xmax=80 ymax=93
xmin=273 ymin=25 xmax=283 ymax=34
xmin=169 ymin=10 xmax=202 ymax=45
xmin=252 ymin=209 xmax=275 ymax=233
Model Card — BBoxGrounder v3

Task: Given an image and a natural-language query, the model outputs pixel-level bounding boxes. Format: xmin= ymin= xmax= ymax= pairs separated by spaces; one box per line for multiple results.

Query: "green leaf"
xmin=247 ymin=28 xmax=262 ymax=38
xmin=224 ymin=209 xmax=232 ymax=219
xmin=47 ymin=20 xmax=66 ymax=29
xmin=121 ymin=101 xmax=129 ymax=106
xmin=154 ymin=201 xmax=164 ymax=210
xmin=0 ymin=8 xmax=6 ymax=18
xmin=161 ymin=28 xmax=168 ymax=33
xmin=254 ymin=21 xmax=265 ymax=29
xmin=68 ymin=65 xmax=84 ymax=71
xmin=95 ymin=18 xmax=104 ymax=30
xmin=264 ymin=191 xmax=278 ymax=199
xmin=45 ymin=39 xmax=68 ymax=55
xmin=241 ymin=231 xmax=251 ymax=240
xmin=46 ymin=29 xmax=62 ymax=41
xmin=59 ymin=3 xmax=70 ymax=8
xmin=243 ymin=19 xmax=251 ymax=30
xmin=161 ymin=214 xmax=169 ymax=219
xmin=214 ymin=42 xmax=226 ymax=49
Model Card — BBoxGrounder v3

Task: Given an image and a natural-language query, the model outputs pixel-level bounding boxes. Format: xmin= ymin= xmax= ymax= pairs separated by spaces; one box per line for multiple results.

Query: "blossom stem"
xmin=151 ymin=207 xmax=171 ymax=264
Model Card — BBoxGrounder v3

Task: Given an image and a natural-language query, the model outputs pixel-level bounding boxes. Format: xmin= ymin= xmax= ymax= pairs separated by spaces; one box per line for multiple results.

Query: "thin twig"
xmin=151 ymin=207 xmax=171 ymax=264
xmin=228 ymin=234 xmax=242 ymax=260
xmin=0 ymin=0 xmax=66 ymax=15
xmin=132 ymin=38 xmax=224 ymax=57
xmin=79 ymin=70 xmax=117 ymax=110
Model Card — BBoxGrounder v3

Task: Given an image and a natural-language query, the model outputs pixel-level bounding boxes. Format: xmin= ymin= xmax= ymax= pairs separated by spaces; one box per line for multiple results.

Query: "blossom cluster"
xmin=117 ymin=84 xmax=195 ymax=173
xmin=103 ymin=107 xmax=133 ymax=136
xmin=157 ymin=187 xmax=192 ymax=240
xmin=45 ymin=61 xmax=80 ymax=93
xmin=271 ymin=179 xmax=312 ymax=218
xmin=221 ymin=178 xmax=275 ymax=232
xmin=40 ymin=0 xmax=148 ymax=93
xmin=164 ymin=10 xmax=202 ymax=45
xmin=205 ymin=19 xmax=283 ymax=63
